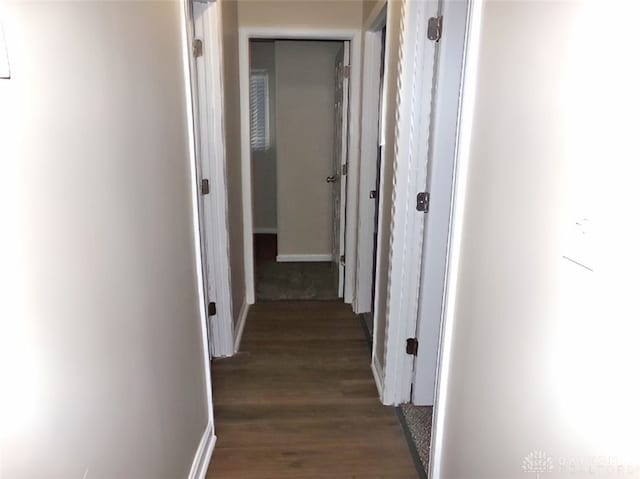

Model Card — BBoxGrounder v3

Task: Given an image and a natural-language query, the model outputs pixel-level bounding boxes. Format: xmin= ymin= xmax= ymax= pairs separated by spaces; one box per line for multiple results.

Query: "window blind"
xmin=250 ymin=69 xmax=270 ymax=152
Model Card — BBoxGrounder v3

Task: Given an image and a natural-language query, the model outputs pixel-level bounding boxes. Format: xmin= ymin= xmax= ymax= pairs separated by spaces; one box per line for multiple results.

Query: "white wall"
xmin=0 ymin=3 xmax=210 ymax=478
xmin=250 ymin=40 xmax=278 ymax=233
xmin=274 ymin=40 xmax=342 ymax=258
xmin=434 ymin=1 xmax=640 ymax=477
xmin=220 ymin=0 xmax=246 ymax=324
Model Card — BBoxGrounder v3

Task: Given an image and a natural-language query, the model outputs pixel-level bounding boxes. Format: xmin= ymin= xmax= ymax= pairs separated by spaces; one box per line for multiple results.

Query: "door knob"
xmin=326 ymin=176 xmax=337 ymax=183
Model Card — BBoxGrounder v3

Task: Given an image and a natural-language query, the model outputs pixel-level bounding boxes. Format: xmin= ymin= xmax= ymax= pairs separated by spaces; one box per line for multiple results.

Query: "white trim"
xmin=381 ymin=0 xmax=440 ymax=405
xmin=234 ymin=301 xmax=249 ymax=353
xmin=239 ymin=27 xmax=362 ymax=308
xmin=429 ymin=0 xmax=482 ymax=477
xmin=354 ymin=27 xmax=384 ymax=315
xmin=180 ymin=0 xmax=215 ymax=472
xmin=192 ymin=1 xmax=235 ymax=357
xmin=276 ymin=254 xmax=332 ymax=263
xmin=187 ymin=424 xmax=216 ymax=479
xmin=253 ymin=227 xmax=277 ymax=234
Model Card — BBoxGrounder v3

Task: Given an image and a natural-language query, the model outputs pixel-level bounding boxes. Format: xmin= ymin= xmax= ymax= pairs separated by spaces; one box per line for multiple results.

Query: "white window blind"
xmin=250 ymin=69 xmax=270 ymax=151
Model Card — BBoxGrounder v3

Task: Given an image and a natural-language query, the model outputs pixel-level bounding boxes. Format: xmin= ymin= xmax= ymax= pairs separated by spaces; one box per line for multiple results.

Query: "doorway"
xmin=245 ymin=37 xmax=352 ymax=302
xmin=360 ymin=23 xmax=387 ymax=343
xmin=352 ymin=3 xmax=388 ymax=350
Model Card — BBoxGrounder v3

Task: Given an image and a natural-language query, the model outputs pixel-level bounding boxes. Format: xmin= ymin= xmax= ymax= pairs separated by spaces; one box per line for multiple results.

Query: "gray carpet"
xmin=399 ymin=404 xmax=433 ymax=476
xmin=256 ymin=260 xmax=339 ymax=301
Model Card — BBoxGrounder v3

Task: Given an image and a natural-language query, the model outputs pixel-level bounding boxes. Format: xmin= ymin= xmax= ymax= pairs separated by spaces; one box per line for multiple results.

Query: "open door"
xmin=187 ymin=1 xmax=215 ymax=358
xmin=331 ymin=41 xmax=350 ymax=298
xmin=374 ymin=0 xmax=443 ymax=405
xmin=189 ymin=0 xmax=235 ymax=357
xmin=411 ymin=0 xmax=469 ymax=405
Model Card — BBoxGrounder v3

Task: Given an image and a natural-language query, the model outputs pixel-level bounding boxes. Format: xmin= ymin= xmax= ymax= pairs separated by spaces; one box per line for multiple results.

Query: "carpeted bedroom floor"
xmin=399 ymin=404 xmax=432 ymax=477
xmin=254 ymin=234 xmax=338 ymax=301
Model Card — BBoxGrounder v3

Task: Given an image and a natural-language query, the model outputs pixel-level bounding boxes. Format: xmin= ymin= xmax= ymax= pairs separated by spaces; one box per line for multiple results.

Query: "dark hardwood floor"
xmin=207 ymin=301 xmax=419 ymax=478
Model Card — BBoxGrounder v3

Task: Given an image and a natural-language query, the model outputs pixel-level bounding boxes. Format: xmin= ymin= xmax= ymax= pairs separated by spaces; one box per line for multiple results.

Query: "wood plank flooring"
xmin=207 ymin=301 xmax=419 ymax=479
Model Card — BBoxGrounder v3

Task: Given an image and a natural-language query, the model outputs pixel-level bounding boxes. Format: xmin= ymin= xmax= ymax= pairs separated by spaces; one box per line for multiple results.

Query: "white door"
xmin=331 ymin=41 xmax=350 ymax=297
xmin=190 ymin=0 xmax=235 ymax=359
xmin=189 ymin=1 xmax=215 ymax=358
xmin=412 ymin=0 xmax=468 ymax=405
xmin=375 ymin=0 xmax=443 ymax=405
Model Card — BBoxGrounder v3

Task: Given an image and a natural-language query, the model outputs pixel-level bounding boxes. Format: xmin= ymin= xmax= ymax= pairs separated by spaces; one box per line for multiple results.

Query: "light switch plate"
xmin=563 ymin=217 xmax=594 ymax=272
xmin=0 ymin=22 xmax=10 ymax=79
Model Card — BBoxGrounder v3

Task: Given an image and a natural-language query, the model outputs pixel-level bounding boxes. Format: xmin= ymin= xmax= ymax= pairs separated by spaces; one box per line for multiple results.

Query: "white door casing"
xmin=332 ymin=42 xmax=350 ymax=298
xmin=238 ymin=28 xmax=362 ymax=308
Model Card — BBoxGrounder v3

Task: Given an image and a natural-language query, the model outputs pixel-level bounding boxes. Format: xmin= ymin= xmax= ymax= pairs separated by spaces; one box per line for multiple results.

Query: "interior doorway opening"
xmin=247 ymin=38 xmax=351 ymax=302
xmin=359 ymin=21 xmax=387 ymax=344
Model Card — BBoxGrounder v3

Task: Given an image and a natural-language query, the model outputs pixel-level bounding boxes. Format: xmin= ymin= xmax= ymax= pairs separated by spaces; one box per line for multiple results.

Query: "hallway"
xmin=208 ymin=301 xmax=419 ymax=478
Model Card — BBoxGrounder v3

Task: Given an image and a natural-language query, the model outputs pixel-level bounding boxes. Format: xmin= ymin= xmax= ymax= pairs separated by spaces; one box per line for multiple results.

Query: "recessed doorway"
xmin=247 ymin=38 xmax=350 ymax=302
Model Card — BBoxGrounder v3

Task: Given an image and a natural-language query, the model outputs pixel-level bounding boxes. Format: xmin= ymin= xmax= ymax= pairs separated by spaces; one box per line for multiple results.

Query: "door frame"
xmin=238 ymin=27 xmax=362 ymax=306
xmin=429 ymin=0 xmax=483 ymax=476
xmin=353 ymin=3 xmax=387 ymax=315
xmin=180 ymin=0 xmax=217 ymax=477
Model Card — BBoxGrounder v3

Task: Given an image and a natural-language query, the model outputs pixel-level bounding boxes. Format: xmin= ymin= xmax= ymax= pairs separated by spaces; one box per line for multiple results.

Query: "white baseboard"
xmin=253 ymin=227 xmax=277 ymax=234
xmin=234 ymin=300 xmax=249 ymax=353
xmin=276 ymin=254 xmax=332 ymax=262
xmin=187 ymin=423 xmax=216 ymax=479
xmin=371 ymin=357 xmax=384 ymax=402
